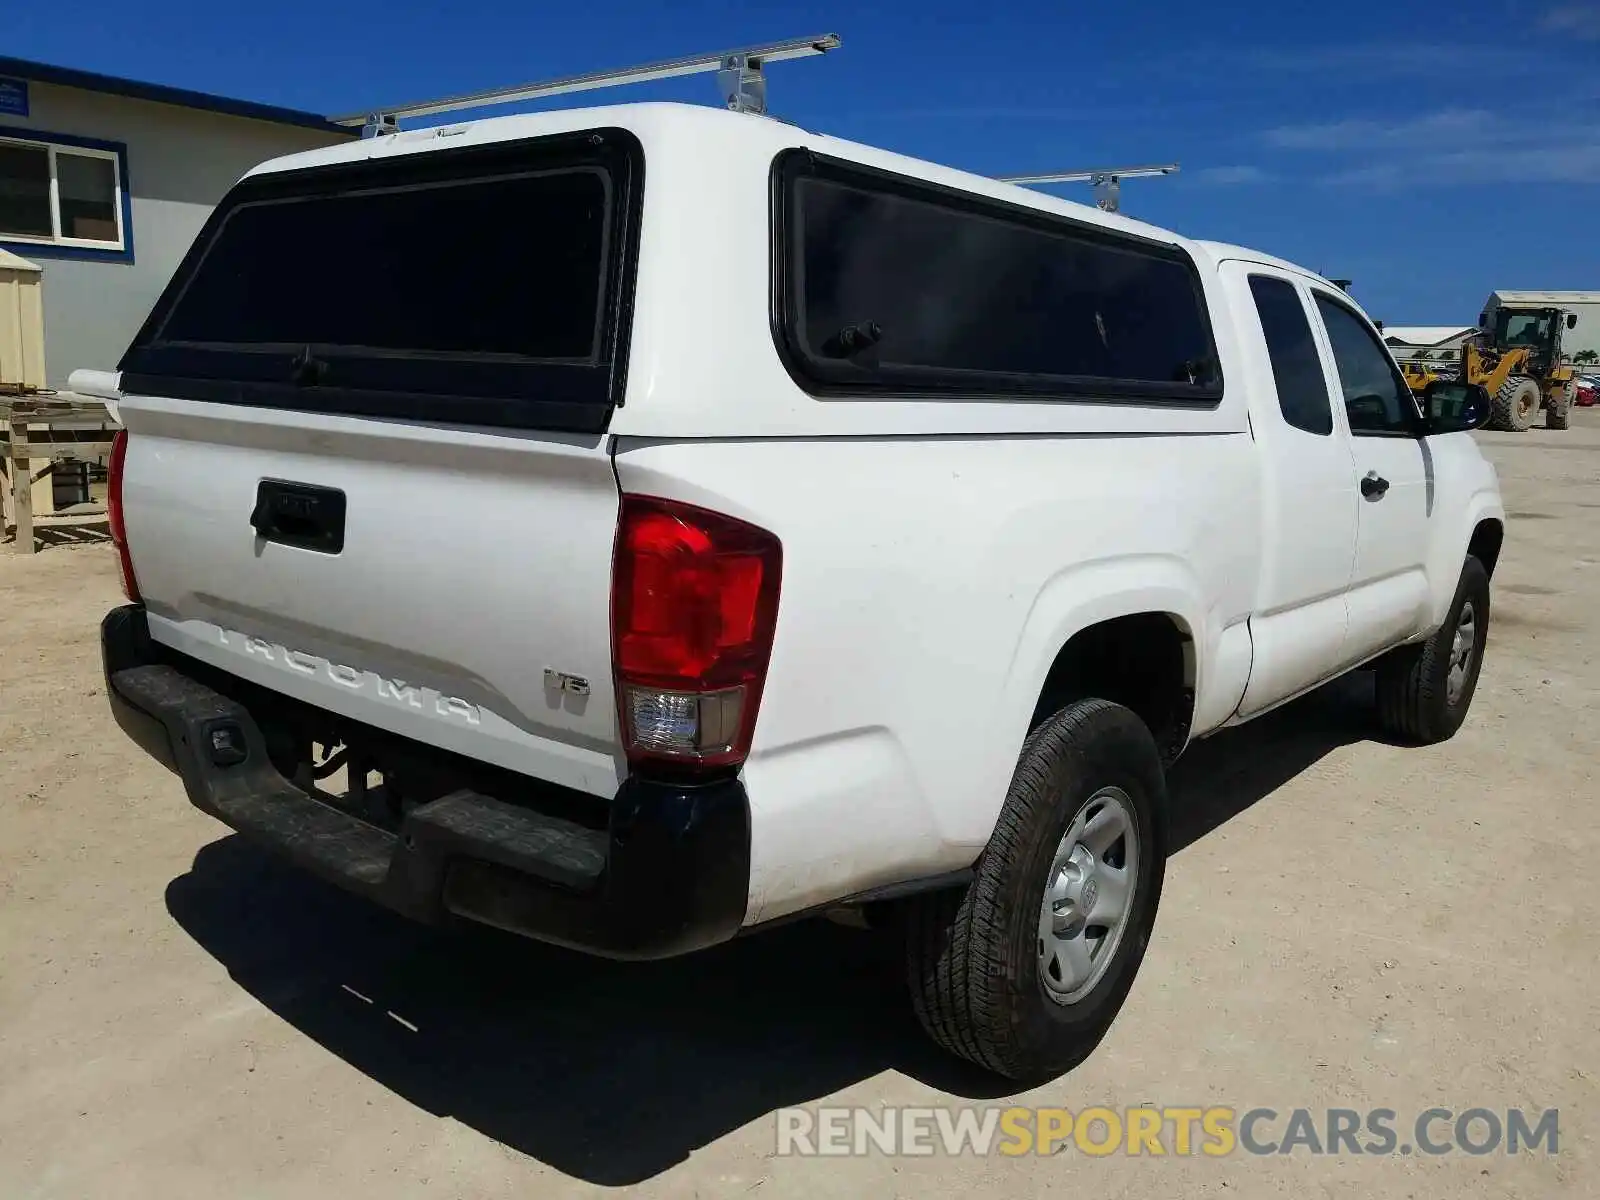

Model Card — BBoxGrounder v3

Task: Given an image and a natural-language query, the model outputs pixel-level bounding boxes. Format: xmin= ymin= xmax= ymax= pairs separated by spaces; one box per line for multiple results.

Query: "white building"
xmin=1381 ymin=325 xmax=1476 ymax=364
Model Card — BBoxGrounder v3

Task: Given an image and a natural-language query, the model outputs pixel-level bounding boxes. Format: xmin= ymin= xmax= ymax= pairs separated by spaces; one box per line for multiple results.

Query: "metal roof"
xmin=1490 ymin=290 xmax=1600 ymax=305
xmin=0 ymin=56 xmax=355 ymax=136
xmin=1381 ymin=325 xmax=1475 ymax=346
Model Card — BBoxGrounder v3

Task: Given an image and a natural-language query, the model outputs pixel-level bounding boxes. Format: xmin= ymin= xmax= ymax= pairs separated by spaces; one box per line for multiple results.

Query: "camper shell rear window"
xmin=120 ymin=128 xmax=643 ymax=434
xmin=771 ymin=150 xmax=1222 ymax=405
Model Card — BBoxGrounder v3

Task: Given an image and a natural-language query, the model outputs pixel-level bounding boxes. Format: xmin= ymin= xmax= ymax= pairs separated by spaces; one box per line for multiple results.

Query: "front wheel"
xmin=903 ymin=698 xmax=1166 ymax=1084
xmin=1375 ymin=556 xmax=1490 ymax=743
xmin=1489 ymin=376 xmax=1539 ymax=432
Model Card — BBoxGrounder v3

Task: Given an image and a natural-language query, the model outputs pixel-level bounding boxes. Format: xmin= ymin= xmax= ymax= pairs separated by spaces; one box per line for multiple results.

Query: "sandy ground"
xmin=2 ymin=415 xmax=1597 ymax=1199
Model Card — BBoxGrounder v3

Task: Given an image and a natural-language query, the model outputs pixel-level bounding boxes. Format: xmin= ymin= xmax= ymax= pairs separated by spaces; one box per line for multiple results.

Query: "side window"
xmin=1313 ymin=293 xmax=1417 ymax=435
xmin=1248 ymin=275 xmax=1332 ymax=435
xmin=774 ymin=153 xmax=1223 ymax=403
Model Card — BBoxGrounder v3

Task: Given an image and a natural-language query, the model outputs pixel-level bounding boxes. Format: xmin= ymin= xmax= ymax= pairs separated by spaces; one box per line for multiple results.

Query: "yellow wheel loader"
xmin=1401 ymin=306 xmax=1577 ymax=431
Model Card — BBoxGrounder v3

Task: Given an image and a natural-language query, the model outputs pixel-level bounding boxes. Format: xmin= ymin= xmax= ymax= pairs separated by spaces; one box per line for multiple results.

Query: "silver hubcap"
xmin=1037 ymin=787 xmax=1139 ymax=1005
xmin=1447 ymin=600 xmax=1477 ymax=706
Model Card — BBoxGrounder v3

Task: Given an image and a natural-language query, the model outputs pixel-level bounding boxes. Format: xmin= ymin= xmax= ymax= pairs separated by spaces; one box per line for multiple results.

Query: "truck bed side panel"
xmin=613 ymin=432 xmax=1261 ymax=923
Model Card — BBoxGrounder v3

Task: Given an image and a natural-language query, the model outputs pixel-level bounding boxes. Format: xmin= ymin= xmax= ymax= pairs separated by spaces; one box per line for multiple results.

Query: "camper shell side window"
xmin=771 ymin=150 xmax=1223 ymax=406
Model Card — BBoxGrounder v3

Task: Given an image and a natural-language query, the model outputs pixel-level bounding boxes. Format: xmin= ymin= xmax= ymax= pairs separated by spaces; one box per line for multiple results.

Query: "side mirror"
xmin=1421 ymin=380 xmax=1491 ymax=433
xmin=1567 ymin=313 xmax=1578 ymax=330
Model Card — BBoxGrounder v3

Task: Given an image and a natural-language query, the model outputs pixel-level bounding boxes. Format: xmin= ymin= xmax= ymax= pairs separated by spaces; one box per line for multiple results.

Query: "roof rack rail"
xmin=333 ymin=33 xmax=842 ymax=137
xmin=998 ymin=163 xmax=1180 ymax=214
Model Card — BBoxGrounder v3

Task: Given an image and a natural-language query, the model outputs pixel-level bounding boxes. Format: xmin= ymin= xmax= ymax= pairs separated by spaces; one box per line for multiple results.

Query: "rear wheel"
xmin=1375 ymin=556 xmax=1490 ymax=744
xmin=903 ymin=698 xmax=1166 ymax=1084
xmin=1546 ymin=384 xmax=1572 ymax=430
xmin=1489 ymin=376 xmax=1540 ymax=431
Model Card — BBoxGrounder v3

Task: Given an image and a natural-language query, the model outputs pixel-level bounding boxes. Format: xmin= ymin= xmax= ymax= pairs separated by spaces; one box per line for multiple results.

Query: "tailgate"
xmin=106 ymin=126 xmax=644 ymax=798
xmin=118 ymin=395 xmax=624 ymax=797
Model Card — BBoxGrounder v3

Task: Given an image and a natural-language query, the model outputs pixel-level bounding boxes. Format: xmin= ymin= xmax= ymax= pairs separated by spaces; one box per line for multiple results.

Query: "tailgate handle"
xmin=250 ymin=480 xmax=346 ymax=554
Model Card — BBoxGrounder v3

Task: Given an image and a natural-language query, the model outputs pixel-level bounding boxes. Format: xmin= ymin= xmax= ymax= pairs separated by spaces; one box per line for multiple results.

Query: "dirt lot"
xmin=3 ymin=416 xmax=1597 ymax=1199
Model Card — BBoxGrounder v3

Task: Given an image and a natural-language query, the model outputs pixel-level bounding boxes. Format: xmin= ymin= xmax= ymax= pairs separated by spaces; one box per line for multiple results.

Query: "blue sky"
xmin=10 ymin=0 xmax=1599 ymax=322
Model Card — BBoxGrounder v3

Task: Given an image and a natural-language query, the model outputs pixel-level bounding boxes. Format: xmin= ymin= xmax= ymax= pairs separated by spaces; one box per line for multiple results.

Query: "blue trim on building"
xmin=0 ymin=56 xmax=354 ymax=136
xmin=0 ymin=124 xmax=136 ymax=264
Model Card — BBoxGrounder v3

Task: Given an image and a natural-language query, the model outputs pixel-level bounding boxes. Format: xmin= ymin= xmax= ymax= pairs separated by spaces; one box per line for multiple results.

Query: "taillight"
xmin=612 ymin=495 xmax=782 ymax=775
xmin=107 ymin=429 xmax=140 ymax=602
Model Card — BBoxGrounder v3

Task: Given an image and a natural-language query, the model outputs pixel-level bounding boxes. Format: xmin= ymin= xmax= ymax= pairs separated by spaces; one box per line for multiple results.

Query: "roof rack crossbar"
xmin=335 ymin=32 xmax=841 ymax=135
xmin=999 ymin=162 xmax=1180 ymax=214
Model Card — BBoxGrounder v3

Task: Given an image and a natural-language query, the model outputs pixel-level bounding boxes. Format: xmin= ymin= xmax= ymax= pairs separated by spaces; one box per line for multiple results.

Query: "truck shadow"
xmin=164 ymin=673 xmax=1380 ymax=1185
xmin=1166 ymin=671 xmax=1379 ymax=852
xmin=167 ymin=846 xmax=982 ymax=1185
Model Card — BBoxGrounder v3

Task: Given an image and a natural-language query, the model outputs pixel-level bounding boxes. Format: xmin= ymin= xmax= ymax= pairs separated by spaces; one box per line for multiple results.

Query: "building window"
xmin=0 ymin=132 xmax=127 ymax=253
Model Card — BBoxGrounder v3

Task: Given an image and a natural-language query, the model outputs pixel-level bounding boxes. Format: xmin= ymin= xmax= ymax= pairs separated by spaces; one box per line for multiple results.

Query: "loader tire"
xmin=1489 ymin=376 xmax=1539 ymax=432
xmin=1546 ymin=384 xmax=1571 ymax=430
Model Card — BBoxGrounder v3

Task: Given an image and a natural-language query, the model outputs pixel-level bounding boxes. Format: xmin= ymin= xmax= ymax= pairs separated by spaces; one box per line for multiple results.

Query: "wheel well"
xmin=1468 ymin=519 xmax=1504 ymax=578
xmin=1030 ymin=613 xmax=1195 ymax=764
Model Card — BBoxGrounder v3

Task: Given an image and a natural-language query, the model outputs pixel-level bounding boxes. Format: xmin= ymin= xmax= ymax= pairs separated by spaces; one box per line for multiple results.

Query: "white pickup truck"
xmin=92 ymin=102 xmax=1504 ymax=1084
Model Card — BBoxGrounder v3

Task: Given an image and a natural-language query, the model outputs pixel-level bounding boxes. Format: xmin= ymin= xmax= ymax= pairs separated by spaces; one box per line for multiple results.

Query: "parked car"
xmin=1574 ymin=375 xmax=1599 ymax=407
xmin=86 ymin=102 xmax=1505 ymax=1084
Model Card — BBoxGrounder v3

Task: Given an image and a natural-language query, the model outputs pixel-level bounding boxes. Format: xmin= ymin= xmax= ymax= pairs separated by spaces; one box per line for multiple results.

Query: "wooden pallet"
xmin=2 ymin=394 xmax=119 ymax=555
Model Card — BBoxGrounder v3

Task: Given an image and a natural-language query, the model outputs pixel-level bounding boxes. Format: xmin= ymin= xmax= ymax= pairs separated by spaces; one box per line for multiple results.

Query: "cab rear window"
xmin=120 ymin=129 xmax=643 ymax=434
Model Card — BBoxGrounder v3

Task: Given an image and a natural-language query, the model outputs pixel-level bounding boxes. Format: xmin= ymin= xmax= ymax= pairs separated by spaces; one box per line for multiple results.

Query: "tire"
xmin=1488 ymin=376 xmax=1539 ymax=432
xmin=1375 ymin=556 xmax=1490 ymax=744
xmin=903 ymin=698 xmax=1166 ymax=1084
xmin=1546 ymin=384 xmax=1571 ymax=430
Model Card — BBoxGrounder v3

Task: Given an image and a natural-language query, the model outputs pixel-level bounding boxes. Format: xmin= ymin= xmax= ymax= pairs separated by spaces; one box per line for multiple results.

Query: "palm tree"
xmin=1574 ymin=349 xmax=1599 ymax=366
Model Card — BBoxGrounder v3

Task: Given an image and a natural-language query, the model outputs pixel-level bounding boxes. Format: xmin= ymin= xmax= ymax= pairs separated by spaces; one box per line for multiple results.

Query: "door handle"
xmin=250 ymin=479 xmax=347 ymax=553
xmin=1360 ymin=471 xmax=1390 ymax=500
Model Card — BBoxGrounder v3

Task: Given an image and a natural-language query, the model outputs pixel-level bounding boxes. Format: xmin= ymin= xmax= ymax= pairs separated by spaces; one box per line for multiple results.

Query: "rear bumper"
xmin=101 ymin=604 xmax=750 ymax=960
